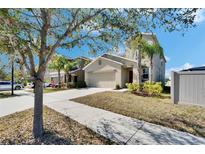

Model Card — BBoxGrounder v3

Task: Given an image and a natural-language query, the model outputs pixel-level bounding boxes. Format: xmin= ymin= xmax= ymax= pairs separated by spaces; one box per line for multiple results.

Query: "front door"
xmin=74 ymin=76 xmax=78 ymax=82
xmin=129 ymin=71 xmax=133 ymax=83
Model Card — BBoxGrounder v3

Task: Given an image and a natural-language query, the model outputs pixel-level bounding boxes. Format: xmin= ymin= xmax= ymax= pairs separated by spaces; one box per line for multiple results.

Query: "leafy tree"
xmin=0 ymin=8 xmax=198 ymax=138
xmin=0 ymin=65 xmax=7 ymax=80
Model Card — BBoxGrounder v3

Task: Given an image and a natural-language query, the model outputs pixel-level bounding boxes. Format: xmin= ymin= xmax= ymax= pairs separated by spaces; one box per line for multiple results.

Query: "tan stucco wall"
xmin=102 ymin=54 xmax=139 ymax=84
xmin=152 ymin=54 xmax=165 ymax=84
xmin=84 ymin=57 xmax=122 ymax=88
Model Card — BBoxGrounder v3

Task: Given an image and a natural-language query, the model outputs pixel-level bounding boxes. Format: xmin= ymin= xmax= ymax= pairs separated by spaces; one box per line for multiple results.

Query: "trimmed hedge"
xmin=67 ymin=81 xmax=87 ymax=88
xmin=126 ymin=81 xmax=163 ymax=96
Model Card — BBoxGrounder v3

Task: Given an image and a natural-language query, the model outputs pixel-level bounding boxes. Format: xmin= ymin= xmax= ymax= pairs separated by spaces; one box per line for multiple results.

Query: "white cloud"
xmin=165 ymin=55 xmax=170 ymax=62
xmin=195 ymin=9 xmax=205 ymax=23
xmin=166 ymin=62 xmax=193 ymax=79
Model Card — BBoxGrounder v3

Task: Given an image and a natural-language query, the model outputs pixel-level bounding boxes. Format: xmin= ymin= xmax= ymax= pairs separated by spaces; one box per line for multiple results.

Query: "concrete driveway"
xmin=0 ymin=88 xmax=110 ymax=117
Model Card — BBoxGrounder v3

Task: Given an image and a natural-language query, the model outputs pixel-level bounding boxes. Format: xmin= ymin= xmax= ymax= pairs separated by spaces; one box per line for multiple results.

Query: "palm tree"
xmin=129 ymin=34 xmax=145 ymax=83
xmin=63 ymin=60 xmax=78 ymax=88
xmin=141 ymin=41 xmax=163 ymax=82
xmin=129 ymin=35 xmax=163 ymax=83
xmin=48 ymin=54 xmax=65 ymax=88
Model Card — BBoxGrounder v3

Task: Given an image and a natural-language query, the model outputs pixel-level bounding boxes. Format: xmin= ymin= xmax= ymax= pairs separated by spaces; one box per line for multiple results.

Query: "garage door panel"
xmin=88 ymin=72 xmax=116 ymax=88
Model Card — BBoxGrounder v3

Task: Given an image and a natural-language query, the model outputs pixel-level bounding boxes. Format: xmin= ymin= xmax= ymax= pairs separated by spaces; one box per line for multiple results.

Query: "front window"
xmin=74 ymin=76 xmax=78 ymax=82
xmin=142 ymin=67 xmax=149 ymax=81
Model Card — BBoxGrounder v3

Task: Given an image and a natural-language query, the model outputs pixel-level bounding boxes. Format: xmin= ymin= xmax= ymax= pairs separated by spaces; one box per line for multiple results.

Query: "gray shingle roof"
xmin=181 ymin=66 xmax=205 ymax=71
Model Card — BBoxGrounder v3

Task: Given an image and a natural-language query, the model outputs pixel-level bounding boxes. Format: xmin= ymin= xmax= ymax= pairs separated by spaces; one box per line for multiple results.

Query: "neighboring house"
xmin=46 ymin=56 xmax=91 ymax=84
xmin=171 ymin=66 xmax=205 ymax=106
xmin=69 ymin=57 xmax=91 ymax=83
xmin=84 ymin=33 xmax=166 ymax=88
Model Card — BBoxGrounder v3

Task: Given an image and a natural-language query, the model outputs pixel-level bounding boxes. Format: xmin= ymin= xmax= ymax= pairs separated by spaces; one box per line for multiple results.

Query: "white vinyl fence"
xmin=171 ymin=71 xmax=205 ymax=106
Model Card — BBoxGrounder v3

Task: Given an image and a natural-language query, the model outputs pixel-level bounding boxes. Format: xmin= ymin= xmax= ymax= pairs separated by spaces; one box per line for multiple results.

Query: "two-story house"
xmin=83 ymin=33 xmax=166 ymax=88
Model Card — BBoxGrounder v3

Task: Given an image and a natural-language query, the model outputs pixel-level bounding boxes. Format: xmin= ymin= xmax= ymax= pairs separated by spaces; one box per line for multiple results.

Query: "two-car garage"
xmin=86 ymin=72 xmax=116 ymax=88
xmin=83 ymin=56 xmax=123 ymax=89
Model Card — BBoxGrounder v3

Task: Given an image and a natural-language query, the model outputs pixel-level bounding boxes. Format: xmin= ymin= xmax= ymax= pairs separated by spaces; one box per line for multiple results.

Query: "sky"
xmin=155 ymin=9 xmax=205 ymax=79
xmin=1 ymin=9 xmax=205 ymax=79
xmin=57 ymin=9 xmax=205 ymax=79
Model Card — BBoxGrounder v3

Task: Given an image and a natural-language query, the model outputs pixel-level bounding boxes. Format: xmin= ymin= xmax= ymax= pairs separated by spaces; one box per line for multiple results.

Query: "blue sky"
xmin=57 ymin=9 xmax=205 ymax=79
xmin=155 ymin=9 xmax=205 ymax=78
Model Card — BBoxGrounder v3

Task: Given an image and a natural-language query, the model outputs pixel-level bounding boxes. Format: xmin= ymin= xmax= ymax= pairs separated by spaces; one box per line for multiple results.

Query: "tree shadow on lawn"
xmin=95 ymin=117 xmax=205 ymax=145
xmin=33 ymin=130 xmax=73 ymax=145
xmin=2 ymin=130 xmax=73 ymax=145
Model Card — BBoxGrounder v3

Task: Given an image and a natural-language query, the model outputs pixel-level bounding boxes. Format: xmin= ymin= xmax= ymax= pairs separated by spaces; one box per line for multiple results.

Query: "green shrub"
xmin=73 ymin=81 xmax=87 ymax=88
xmin=115 ymin=84 xmax=121 ymax=90
xmin=126 ymin=82 xmax=162 ymax=96
xmin=126 ymin=83 xmax=142 ymax=92
xmin=23 ymin=80 xmax=28 ymax=87
xmin=142 ymin=81 xmax=162 ymax=96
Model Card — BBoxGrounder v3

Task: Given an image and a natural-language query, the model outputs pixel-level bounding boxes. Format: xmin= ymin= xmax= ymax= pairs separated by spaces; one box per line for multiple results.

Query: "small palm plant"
xmin=129 ymin=35 xmax=163 ymax=82
xmin=48 ymin=54 xmax=66 ymax=88
xmin=63 ymin=60 xmax=78 ymax=88
xmin=141 ymin=41 xmax=163 ymax=82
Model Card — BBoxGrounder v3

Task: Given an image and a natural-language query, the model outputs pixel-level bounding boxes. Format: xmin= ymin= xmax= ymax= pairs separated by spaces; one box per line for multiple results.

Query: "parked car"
xmin=0 ymin=81 xmax=24 ymax=91
xmin=44 ymin=82 xmax=51 ymax=88
xmin=27 ymin=82 xmax=52 ymax=89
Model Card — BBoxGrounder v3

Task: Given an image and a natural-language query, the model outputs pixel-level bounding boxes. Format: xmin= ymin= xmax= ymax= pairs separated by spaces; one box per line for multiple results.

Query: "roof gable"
xmin=102 ymin=53 xmax=137 ymax=64
xmin=83 ymin=56 xmax=123 ymax=70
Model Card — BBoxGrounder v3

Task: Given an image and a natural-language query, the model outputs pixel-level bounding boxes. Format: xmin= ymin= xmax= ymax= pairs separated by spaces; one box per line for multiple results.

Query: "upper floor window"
xmin=142 ymin=67 xmax=149 ymax=81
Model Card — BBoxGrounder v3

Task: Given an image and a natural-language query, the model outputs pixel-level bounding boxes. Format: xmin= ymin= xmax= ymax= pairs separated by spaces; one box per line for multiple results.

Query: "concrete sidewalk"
xmin=45 ymin=100 xmax=205 ymax=145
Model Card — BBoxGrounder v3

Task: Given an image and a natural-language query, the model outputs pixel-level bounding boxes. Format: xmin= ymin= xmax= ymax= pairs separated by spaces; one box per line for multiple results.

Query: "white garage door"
xmin=88 ymin=72 xmax=116 ymax=88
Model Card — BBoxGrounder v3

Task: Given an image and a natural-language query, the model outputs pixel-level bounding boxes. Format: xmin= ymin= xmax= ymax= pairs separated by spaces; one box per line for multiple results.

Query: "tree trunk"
xmin=66 ymin=72 xmax=69 ymax=88
xmin=11 ymin=60 xmax=14 ymax=95
xmin=149 ymin=56 xmax=153 ymax=82
xmin=58 ymin=69 xmax=61 ymax=88
xmin=136 ymin=49 xmax=142 ymax=84
xmin=33 ymin=79 xmax=44 ymax=138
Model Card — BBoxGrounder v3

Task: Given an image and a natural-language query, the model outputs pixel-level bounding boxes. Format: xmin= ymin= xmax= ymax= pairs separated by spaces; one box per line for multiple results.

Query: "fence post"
xmin=171 ymin=71 xmax=180 ymax=104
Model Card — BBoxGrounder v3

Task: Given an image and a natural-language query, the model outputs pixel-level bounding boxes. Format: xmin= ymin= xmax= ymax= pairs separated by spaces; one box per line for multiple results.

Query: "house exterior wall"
xmin=46 ymin=70 xmax=66 ymax=84
xmin=152 ymin=54 xmax=166 ymax=84
xmin=71 ymin=70 xmax=84 ymax=82
xmin=121 ymin=67 xmax=129 ymax=87
xmin=171 ymin=71 xmax=205 ymax=106
xmin=84 ymin=57 xmax=122 ymax=88
xmin=102 ymin=54 xmax=139 ymax=84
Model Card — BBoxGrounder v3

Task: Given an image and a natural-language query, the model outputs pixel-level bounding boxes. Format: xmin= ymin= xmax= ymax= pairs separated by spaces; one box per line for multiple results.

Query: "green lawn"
xmin=72 ymin=91 xmax=205 ymax=138
xmin=43 ymin=88 xmax=70 ymax=93
xmin=26 ymin=88 xmax=70 ymax=93
xmin=0 ymin=92 xmax=18 ymax=98
xmin=0 ymin=106 xmax=114 ymax=145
